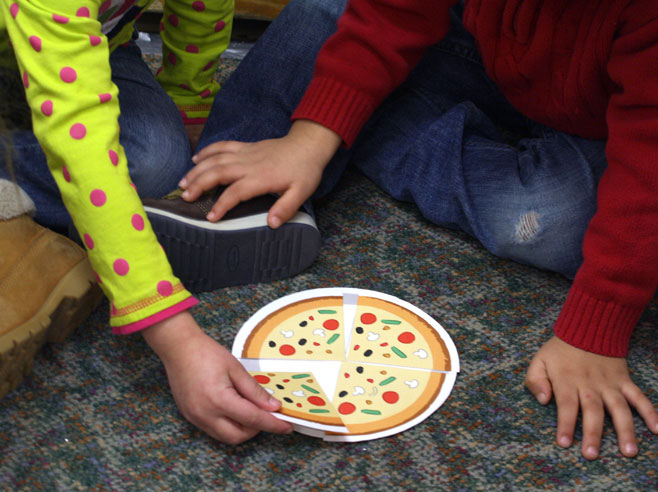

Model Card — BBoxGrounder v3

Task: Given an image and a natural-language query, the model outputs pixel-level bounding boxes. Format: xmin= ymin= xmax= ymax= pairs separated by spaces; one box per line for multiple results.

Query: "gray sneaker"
xmin=142 ymin=189 xmax=321 ymax=292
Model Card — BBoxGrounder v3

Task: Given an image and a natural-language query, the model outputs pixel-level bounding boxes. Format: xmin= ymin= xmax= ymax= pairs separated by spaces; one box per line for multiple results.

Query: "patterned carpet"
xmin=1 ymin=57 xmax=657 ymax=492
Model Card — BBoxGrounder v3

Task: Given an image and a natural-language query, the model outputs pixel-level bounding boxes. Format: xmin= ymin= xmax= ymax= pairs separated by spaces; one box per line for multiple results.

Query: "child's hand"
xmin=143 ymin=311 xmax=293 ymax=444
xmin=525 ymin=336 xmax=658 ymax=459
xmin=179 ymin=120 xmax=342 ymax=228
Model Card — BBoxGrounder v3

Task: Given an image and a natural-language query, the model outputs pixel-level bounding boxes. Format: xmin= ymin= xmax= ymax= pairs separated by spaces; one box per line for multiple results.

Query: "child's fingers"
xmin=524 ymin=358 xmax=553 ymax=405
xmin=193 ymin=140 xmax=244 ymax=162
xmin=553 ymin=384 xmax=579 ymax=448
xmin=181 ymin=156 xmax=241 ymax=192
xmin=603 ymin=392 xmax=637 ymax=457
xmin=183 ymin=147 xmax=236 ymax=187
xmin=203 ymin=416 xmax=261 ymax=446
xmin=622 ymin=383 xmax=658 ymax=435
xmin=182 ymin=165 xmax=244 ymax=203
xmin=268 ymin=188 xmax=308 ymax=229
xmin=230 ymin=364 xmax=284 ymax=413
xmin=218 ymin=387 xmax=293 ymax=435
xmin=578 ymin=388 xmax=604 ymax=460
xmin=208 ymin=180 xmax=269 ymax=222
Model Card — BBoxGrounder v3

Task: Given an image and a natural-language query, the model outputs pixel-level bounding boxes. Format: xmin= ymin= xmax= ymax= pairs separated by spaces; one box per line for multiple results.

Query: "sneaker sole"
xmin=144 ymin=208 xmax=321 ymax=292
xmin=0 ymin=259 xmax=103 ymax=399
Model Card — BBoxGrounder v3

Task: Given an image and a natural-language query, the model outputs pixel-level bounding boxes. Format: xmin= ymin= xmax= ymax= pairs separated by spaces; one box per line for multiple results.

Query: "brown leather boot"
xmin=0 ymin=215 xmax=103 ymax=399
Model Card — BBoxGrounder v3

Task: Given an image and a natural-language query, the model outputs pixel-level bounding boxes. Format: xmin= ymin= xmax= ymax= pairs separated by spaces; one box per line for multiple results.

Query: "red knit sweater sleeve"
xmin=553 ymin=2 xmax=658 ymax=357
xmin=293 ymin=0 xmax=459 ymax=146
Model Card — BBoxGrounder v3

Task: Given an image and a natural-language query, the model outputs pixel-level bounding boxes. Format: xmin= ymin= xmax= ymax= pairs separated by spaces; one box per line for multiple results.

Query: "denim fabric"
xmin=201 ymin=0 xmax=607 ymax=278
xmin=0 ymin=42 xmax=192 ymax=232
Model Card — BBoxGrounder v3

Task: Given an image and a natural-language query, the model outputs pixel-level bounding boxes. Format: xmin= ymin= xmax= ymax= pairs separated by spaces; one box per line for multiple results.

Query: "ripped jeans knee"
xmin=484 ymin=204 xmax=593 ymax=279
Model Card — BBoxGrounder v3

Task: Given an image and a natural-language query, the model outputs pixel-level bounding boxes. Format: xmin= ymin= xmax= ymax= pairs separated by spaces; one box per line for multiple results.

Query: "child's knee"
xmin=487 ymin=207 xmax=588 ymax=278
xmin=122 ymin=120 xmax=191 ymax=198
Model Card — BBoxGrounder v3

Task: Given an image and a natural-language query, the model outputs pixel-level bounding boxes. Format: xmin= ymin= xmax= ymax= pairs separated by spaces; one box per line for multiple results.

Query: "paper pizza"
xmin=232 ymin=288 xmax=459 ymax=442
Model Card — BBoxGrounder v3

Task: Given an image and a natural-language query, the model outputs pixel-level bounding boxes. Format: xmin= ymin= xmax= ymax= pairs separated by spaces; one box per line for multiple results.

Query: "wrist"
xmin=288 ymin=119 xmax=342 ymax=163
xmin=142 ymin=310 xmax=202 ymax=361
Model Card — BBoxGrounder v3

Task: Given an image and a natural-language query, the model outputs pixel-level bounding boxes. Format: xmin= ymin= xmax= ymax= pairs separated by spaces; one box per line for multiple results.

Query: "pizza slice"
xmin=346 ymin=296 xmax=451 ymax=370
xmin=242 ymin=297 xmax=345 ymax=361
xmin=330 ymin=362 xmax=445 ymax=435
xmin=250 ymin=371 xmax=343 ymax=426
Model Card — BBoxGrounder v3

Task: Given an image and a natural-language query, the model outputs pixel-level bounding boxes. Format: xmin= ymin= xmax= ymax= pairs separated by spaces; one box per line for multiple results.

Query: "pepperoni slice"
xmin=360 ymin=313 xmax=377 ymax=324
xmin=397 ymin=331 xmax=416 ymax=344
xmin=323 ymin=319 xmax=339 ymax=330
xmin=279 ymin=344 xmax=296 ymax=356
xmin=307 ymin=396 xmax=326 ymax=406
xmin=338 ymin=402 xmax=356 ymax=415
xmin=253 ymin=375 xmax=270 ymax=384
xmin=382 ymin=391 xmax=399 ymax=404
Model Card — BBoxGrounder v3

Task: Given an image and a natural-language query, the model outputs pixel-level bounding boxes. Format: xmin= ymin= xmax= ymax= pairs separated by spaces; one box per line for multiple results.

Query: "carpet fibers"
xmin=1 ymin=58 xmax=657 ymax=492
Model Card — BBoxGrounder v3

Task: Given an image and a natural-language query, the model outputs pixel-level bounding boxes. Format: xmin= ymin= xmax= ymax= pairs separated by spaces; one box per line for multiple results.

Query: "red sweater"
xmin=293 ymin=0 xmax=658 ymax=357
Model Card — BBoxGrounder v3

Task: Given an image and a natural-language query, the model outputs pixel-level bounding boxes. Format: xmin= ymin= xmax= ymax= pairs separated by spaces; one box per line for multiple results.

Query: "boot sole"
xmin=0 ymin=259 xmax=103 ymax=399
xmin=144 ymin=208 xmax=321 ymax=293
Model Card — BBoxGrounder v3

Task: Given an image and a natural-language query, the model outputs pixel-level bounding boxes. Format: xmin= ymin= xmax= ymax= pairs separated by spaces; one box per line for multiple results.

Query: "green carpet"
xmin=1 ymin=58 xmax=657 ymax=492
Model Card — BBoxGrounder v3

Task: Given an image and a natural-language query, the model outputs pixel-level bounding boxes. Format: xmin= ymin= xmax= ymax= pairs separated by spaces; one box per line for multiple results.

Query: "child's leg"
xmin=0 ymin=42 xmax=191 ymax=231
xmin=349 ymin=9 xmax=606 ymax=278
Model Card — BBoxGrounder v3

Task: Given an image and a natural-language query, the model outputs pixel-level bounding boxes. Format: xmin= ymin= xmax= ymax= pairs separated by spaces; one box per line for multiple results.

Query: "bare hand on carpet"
xmin=525 ymin=336 xmax=658 ymax=460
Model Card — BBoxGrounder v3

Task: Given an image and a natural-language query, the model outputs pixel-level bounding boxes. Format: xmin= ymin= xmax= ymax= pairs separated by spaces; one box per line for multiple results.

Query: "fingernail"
xmin=586 ymin=446 xmax=598 ymax=458
xmin=178 ymin=178 xmax=187 ymax=188
xmin=269 ymin=216 xmax=281 ymax=229
xmin=269 ymin=396 xmax=280 ymax=407
xmin=558 ymin=435 xmax=570 ymax=447
xmin=537 ymin=392 xmax=547 ymax=404
xmin=625 ymin=443 xmax=637 ymax=455
xmin=206 ymin=212 xmax=216 ymax=221
xmin=191 ymin=154 xmax=198 ymax=163
xmin=181 ymin=190 xmax=190 ymax=200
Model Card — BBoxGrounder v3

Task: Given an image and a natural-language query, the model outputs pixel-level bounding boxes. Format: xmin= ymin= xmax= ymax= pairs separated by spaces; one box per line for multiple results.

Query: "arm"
xmin=526 ymin=1 xmax=658 ymax=459
xmin=293 ymin=0 xmax=457 ymax=146
xmin=4 ymin=0 xmax=287 ymax=444
xmin=2 ymin=0 xmax=193 ymax=330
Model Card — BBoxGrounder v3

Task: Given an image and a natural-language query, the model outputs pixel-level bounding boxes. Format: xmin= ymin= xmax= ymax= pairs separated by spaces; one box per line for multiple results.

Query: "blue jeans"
xmin=0 ymin=42 xmax=192 ymax=232
xmin=200 ymin=0 xmax=607 ymax=278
